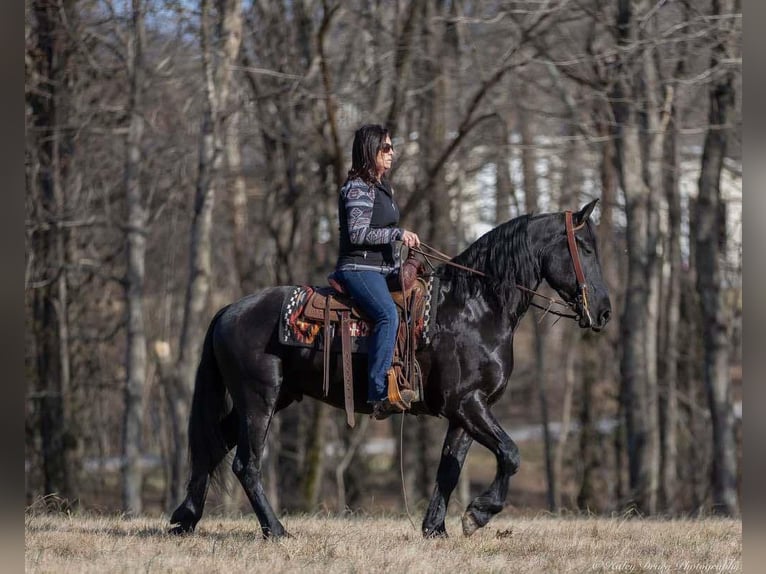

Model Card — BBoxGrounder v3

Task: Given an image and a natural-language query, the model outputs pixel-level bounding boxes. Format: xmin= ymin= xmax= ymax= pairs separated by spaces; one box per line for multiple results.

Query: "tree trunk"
xmin=596 ymin=116 xmax=620 ymax=303
xmin=167 ymin=0 xmax=243 ymax=506
xmin=317 ymin=1 xmax=343 ymax=191
xmin=577 ymin=343 xmax=597 ymax=511
xmin=494 ymin=116 xmax=516 ymax=224
xmin=385 ymin=0 xmax=420 ymax=134
xmin=612 ymin=0 xmax=657 ymax=515
xmin=122 ymin=0 xmax=148 ymax=515
xmin=694 ymin=0 xmax=739 ymax=516
xmin=421 ymin=0 xmax=451 ymax=251
xmin=640 ymin=43 xmax=666 ymax=515
xmin=660 ymin=74 xmax=682 ymax=514
xmin=226 ymin=106 xmax=252 ymax=292
xmin=554 ymin=331 xmax=576 ymax=511
xmin=679 ymin=263 xmax=708 ymax=511
xmin=28 ymin=0 xmax=77 ymax=505
xmin=301 ymin=402 xmax=329 ymax=509
xmin=617 ymin=120 xmax=652 ymax=515
xmin=519 ymin=94 xmax=537 ymax=217
xmin=596 ymin=115 xmax=623 ymax=512
xmin=535 ymin=324 xmax=555 ymax=512
xmin=336 ymin=417 xmax=370 ymax=512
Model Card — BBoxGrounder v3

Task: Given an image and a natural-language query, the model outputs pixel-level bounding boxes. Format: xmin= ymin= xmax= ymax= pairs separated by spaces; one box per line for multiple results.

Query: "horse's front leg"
xmin=456 ymin=390 xmax=520 ymax=536
xmin=422 ymin=421 xmax=473 ymax=538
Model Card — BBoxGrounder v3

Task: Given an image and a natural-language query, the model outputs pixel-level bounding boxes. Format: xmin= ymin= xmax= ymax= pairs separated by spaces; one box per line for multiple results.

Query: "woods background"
xmin=25 ymin=0 xmax=742 ymax=519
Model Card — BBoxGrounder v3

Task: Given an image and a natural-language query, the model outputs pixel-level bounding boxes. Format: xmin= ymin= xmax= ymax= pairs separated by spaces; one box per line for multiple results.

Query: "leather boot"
xmin=372 ymin=390 xmax=418 ymax=419
xmin=371 ymin=398 xmax=404 ymax=420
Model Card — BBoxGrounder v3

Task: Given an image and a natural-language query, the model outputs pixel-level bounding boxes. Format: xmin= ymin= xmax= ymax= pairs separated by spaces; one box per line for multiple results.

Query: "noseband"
xmin=411 ymin=211 xmax=594 ymax=325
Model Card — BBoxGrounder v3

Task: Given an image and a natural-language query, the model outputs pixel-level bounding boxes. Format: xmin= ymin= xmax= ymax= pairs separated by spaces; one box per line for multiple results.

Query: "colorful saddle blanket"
xmin=279 ymin=276 xmax=439 ymax=353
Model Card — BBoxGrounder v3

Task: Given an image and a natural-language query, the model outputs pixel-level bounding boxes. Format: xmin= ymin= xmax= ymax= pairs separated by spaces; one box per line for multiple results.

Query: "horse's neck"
xmin=434 ymin=216 xmax=549 ymax=330
xmin=436 ymin=275 xmax=530 ymax=335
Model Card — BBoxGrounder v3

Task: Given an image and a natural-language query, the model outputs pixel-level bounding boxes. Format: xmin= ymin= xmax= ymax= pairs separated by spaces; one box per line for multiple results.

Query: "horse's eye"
xmin=576 ymin=237 xmax=593 ymax=254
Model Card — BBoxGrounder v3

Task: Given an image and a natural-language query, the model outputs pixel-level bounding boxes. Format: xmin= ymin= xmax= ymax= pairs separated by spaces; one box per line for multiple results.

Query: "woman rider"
xmin=334 ymin=124 xmax=420 ymax=419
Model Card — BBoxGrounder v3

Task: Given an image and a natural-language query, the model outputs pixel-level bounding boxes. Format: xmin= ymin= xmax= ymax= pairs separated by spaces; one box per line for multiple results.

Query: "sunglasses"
xmin=379 ymin=143 xmax=394 ymax=153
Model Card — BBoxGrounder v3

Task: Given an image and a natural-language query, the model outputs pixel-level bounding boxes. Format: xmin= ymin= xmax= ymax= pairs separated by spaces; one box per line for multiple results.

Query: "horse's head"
xmin=536 ymin=199 xmax=612 ymax=331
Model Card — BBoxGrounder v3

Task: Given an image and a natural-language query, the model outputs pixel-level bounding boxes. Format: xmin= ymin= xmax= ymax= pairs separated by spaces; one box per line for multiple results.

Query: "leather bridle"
xmin=564 ymin=211 xmax=592 ymax=327
xmin=410 ymin=211 xmax=593 ymax=325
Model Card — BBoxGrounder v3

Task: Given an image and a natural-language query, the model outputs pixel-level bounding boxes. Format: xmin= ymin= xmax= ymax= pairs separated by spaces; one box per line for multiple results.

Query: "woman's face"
xmin=375 ymin=136 xmax=394 ymax=179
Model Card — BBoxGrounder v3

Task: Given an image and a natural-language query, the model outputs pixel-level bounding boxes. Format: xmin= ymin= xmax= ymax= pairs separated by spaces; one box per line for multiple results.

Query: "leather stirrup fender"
xmin=340 ymin=311 xmax=355 ymax=428
xmin=323 ymin=295 xmax=331 ymax=396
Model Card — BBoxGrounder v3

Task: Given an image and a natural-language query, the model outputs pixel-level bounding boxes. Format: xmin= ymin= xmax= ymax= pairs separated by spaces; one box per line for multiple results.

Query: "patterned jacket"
xmin=336 ymin=176 xmax=403 ymax=270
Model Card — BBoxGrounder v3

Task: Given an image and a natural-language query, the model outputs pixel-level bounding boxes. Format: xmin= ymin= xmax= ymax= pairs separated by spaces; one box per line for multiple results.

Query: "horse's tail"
xmin=187 ymin=304 xmax=232 ymax=486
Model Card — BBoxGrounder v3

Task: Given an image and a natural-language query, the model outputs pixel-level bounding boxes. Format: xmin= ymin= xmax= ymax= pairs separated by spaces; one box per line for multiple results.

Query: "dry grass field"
xmin=25 ymin=512 xmax=741 ymax=573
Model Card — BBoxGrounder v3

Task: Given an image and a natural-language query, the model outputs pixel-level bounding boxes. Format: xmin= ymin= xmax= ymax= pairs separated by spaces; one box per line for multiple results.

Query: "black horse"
xmin=169 ymin=199 xmax=611 ymax=538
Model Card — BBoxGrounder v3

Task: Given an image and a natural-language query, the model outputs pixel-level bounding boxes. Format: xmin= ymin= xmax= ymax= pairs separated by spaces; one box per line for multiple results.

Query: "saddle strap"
xmin=407 ymin=294 xmax=417 ymax=386
xmin=322 ymin=296 xmax=331 ymax=396
xmin=341 ymin=311 xmax=355 ymax=428
xmin=410 ymin=293 xmax=424 ymax=400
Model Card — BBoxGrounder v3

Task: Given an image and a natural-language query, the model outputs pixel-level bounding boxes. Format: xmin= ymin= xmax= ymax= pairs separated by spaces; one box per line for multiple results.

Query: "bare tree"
xmin=693 ymin=0 xmax=740 ymax=516
xmin=27 ymin=0 xmax=79 ymax=505
xmin=611 ymin=0 xmax=660 ymax=514
xmin=493 ymin=113 xmax=517 ymax=224
xmin=160 ymin=0 xmax=243 ymax=506
xmin=659 ymin=52 xmax=685 ymax=514
xmin=120 ymin=0 xmax=149 ymax=515
xmin=385 ymin=0 xmax=420 ymax=134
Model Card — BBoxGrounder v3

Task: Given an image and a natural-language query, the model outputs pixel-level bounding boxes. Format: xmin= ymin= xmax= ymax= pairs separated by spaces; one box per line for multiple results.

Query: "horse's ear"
xmin=574 ymin=198 xmax=599 ymax=224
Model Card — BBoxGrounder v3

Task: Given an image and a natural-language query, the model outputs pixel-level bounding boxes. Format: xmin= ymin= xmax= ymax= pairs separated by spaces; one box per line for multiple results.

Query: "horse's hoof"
xmin=169 ymin=523 xmax=194 ymax=535
xmin=461 ymin=512 xmax=480 ymax=537
xmin=423 ymin=524 xmax=448 ymax=538
xmin=262 ymin=527 xmax=292 ymax=540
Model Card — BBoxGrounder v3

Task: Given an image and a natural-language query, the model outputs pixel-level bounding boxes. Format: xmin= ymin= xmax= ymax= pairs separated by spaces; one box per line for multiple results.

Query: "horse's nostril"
xmin=599 ymin=309 xmax=611 ymax=325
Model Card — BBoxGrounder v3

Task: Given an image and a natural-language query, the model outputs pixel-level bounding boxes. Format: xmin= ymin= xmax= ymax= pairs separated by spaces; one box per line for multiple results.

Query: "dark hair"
xmin=347 ymin=124 xmax=389 ymax=184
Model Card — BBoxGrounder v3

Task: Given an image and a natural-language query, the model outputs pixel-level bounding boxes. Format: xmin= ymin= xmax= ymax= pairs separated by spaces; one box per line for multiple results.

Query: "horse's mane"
xmin=438 ymin=215 xmax=540 ymax=316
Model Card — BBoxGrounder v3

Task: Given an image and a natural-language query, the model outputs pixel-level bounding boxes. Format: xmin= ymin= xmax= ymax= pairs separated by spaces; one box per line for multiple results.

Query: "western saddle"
xmin=301 ymin=254 xmax=427 ymax=428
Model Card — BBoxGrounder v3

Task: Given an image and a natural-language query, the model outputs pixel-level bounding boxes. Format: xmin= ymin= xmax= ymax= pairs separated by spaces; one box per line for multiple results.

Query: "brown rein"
xmin=409 ymin=211 xmax=591 ymax=323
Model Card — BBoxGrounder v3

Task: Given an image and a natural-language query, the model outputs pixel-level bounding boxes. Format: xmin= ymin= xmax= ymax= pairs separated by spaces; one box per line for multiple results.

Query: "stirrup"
xmin=387 ymin=368 xmax=416 ymax=410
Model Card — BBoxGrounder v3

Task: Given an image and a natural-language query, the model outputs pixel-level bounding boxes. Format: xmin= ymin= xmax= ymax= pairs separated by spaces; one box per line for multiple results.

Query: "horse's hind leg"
xmin=231 ymin=378 xmax=287 ymax=539
xmin=169 ymin=409 xmax=238 ymax=534
xmin=422 ymin=421 xmax=473 ymax=538
xmin=456 ymin=391 xmax=520 ymax=537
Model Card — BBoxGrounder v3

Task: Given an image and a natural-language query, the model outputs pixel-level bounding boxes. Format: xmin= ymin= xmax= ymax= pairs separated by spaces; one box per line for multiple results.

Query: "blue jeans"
xmin=335 ymin=269 xmax=398 ymax=402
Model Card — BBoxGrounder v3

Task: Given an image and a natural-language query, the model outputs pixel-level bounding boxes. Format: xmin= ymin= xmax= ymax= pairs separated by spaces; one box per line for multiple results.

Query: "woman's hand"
xmin=401 ymin=229 xmax=421 ymax=248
